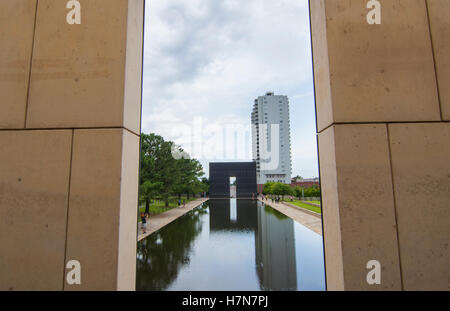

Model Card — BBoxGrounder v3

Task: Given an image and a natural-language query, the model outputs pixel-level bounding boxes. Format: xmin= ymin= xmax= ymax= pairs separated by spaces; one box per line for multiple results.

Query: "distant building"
xmin=290 ymin=177 xmax=320 ymax=188
xmin=251 ymin=92 xmax=292 ymax=192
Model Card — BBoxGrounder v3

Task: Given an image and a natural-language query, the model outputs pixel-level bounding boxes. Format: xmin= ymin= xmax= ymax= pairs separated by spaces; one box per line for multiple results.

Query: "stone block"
xmin=0 ymin=130 xmax=72 ymax=290
xmin=389 ymin=122 xmax=450 ymax=290
xmin=0 ymin=0 xmax=36 ymax=128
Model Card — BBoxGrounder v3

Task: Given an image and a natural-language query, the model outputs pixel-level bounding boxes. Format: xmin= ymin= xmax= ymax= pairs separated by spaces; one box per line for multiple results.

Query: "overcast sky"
xmin=141 ymin=0 xmax=318 ymax=179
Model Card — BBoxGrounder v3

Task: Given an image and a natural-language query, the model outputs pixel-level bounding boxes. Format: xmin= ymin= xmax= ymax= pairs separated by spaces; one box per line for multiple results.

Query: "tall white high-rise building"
xmin=251 ymin=92 xmax=292 ymax=189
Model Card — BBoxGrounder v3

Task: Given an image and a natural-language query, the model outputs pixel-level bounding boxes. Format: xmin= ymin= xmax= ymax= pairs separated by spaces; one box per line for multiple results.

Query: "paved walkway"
xmin=138 ymin=198 xmax=209 ymax=242
xmin=259 ymin=198 xmax=323 ymax=236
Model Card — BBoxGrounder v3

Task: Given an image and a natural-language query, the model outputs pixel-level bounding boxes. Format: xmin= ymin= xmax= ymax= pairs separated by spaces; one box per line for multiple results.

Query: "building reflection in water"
xmin=208 ymin=199 xmax=297 ymax=290
xmin=255 ymin=204 xmax=297 ymax=290
xmin=136 ymin=199 xmax=324 ymax=291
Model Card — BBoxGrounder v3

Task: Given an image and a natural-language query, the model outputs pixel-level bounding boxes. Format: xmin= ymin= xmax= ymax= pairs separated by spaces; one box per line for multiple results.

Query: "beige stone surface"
xmin=26 ymin=0 xmax=143 ymax=133
xmin=117 ymin=130 xmax=140 ymax=291
xmin=65 ymin=129 xmax=138 ymax=290
xmin=389 ymin=123 xmax=450 ymax=290
xmin=0 ymin=0 xmax=36 ymax=128
xmin=123 ymin=0 xmax=144 ymax=135
xmin=317 ymin=126 xmax=344 ymax=290
xmin=310 ymin=0 xmax=333 ymax=132
xmin=320 ymin=124 xmax=402 ymax=290
xmin=427 ymin=0 xmax=450 ymax=120
xmin=0 ymin=130 xmax=72 ymax=290
xmin=0 ymin=0 xmax=144 ymax=291
xmin=311 ymin=0 xmax=440 ymax=131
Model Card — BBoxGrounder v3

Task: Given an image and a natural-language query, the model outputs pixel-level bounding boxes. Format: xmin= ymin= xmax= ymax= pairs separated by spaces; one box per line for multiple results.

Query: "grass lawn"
xmin=283 ymin=199 xmax=322 ymax=214
xmin=306 ymin=200 xmax=321 ymax=205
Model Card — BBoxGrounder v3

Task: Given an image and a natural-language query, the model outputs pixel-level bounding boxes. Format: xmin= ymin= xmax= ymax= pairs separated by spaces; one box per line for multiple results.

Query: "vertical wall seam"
xmin=315 ymin=128 xmax=328 ymax=291
xmin=425 ymin=0 xmax=444 ymax=121
xmin=116 ymin=131 xmax=125 ymax=290
xmin=386 ymin=124 xmax=404 ymax=290
xmin=136 ymin=0 xmax=146 ymax=250
xmin=24 ymin=0 xmax=39 ymax=128
xmin=62 ymin=129 xmax=75 ymax=290
xmin=308 ymin=0 xmax=328 ymax=290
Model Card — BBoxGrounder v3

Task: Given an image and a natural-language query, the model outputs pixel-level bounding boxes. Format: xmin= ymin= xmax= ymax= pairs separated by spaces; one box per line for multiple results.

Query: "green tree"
xmin=271 ymin=182 xmax=292 ymax=199
xmin=271 ymin=182 xmax=283 ymax=196
xmin=304 ymin=185 xmax=321 ymax=198
xmin=140 ymin=133 xmax=206 ymax=207
xmin=200 ymin=177 xmax=210 ymax=195
xmin=262 ymin=182 xmax=275 ymax=195
xmin=140 ymin=180 xmax=163 ymax=214
xmin=293 ymin=186 xmax=304 ymax=199
xmin=280 ymin=183 xmax=293 ymax=199
xmin=140 ymin=133 xmax=181 ymax=207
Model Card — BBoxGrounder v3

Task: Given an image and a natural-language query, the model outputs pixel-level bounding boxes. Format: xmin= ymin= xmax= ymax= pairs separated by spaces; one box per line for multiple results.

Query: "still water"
xmin=136 ymin=199 xmax=325 ymax=291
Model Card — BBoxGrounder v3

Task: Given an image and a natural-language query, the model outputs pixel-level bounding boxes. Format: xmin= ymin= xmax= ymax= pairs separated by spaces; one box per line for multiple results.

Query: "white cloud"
xmin=142 ymin=0 xmax=318 ymax=178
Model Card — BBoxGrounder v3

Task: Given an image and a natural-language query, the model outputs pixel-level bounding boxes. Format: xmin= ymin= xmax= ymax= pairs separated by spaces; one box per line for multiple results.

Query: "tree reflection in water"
xmin=136 ymin=203 xmax=208 ymax=290
xmin=136 ymin=199 xmax=325 ymax=291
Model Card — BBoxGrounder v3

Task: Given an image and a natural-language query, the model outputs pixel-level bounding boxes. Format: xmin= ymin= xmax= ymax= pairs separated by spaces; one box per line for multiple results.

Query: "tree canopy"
xmin=262 ymin=181 xmax=321 ymax=199
xmin=140 ymin=133 xmax=208 ymax=210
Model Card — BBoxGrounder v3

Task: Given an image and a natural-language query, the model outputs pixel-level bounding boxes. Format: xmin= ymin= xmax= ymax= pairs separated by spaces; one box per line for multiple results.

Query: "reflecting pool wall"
xmin=136 ymin=199 xmax=325 ymax=291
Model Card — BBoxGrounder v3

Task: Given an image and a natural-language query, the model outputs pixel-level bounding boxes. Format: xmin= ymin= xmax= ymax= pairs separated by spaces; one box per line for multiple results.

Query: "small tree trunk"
xmin=145 ymin=199 xmax=150 ymax=214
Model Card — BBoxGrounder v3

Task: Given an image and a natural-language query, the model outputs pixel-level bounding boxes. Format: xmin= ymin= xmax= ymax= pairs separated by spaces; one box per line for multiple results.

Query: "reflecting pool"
xmin=136 ymin=199 xmax=325 ymax=291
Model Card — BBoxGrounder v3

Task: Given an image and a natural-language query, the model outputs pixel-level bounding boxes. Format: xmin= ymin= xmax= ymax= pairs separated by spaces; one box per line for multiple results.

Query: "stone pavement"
xmin=259 ymin=197 xmax=323 ymax=236
xmin=138 ymin=198 xmax=209 ymax=242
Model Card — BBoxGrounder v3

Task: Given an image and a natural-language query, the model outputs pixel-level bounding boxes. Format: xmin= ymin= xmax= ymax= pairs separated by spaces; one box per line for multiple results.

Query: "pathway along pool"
xmin=136 ymin=199 xmax=326 ymax=291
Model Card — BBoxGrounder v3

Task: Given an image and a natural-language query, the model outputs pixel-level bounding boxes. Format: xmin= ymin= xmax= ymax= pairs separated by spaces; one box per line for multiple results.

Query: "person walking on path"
xmin=140 ymin=212 xmax=147 ymax=234
xmin=178 ymin=198 xmax=181 ymax=208
xmin=183 ymin=199 xmax=186 ymax=208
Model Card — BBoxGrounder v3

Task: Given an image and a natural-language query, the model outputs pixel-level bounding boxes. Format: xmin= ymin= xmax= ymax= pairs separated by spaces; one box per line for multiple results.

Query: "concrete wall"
xmin=310 ymin=0 xmax=449 ymax=290
xmin=0 ymin=0 xmax=144 ymax=290
xmin=1 ymin=0 xmax=448 ymax=291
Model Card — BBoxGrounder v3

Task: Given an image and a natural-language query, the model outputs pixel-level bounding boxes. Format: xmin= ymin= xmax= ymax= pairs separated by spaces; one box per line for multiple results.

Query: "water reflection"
xmin=136 ymin=199 xmax=325 ymax=291
xmin=256 ymin=205 xmax=297 ymax=290
xmin=136 ymin=204 xmax=208 ymax=290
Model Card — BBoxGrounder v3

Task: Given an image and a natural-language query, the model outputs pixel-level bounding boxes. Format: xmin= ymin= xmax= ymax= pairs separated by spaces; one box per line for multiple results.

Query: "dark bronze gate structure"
xmin=209 ymin=162 xmax=257 ymax=198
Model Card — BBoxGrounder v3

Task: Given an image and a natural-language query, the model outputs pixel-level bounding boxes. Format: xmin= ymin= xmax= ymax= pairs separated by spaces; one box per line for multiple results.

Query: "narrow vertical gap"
xmin=386 ymin=124 xmax=404 ymax=290
xmin=425 ymin=0 xmax=444 ymax=121
xmin=24 ymin=0 xmax=39 ymax=128
xmin=315 ymin=132 xmax=328 ymax=291
xmin=135 ymin=0 xmax=147 ymax=287
xmin=137 ymin=0 xmax=146 ymax=242
xmin=309 ymin=0 xmax=328 ymax=291
xmin=62 ymin=129 xmax=75 ymax=290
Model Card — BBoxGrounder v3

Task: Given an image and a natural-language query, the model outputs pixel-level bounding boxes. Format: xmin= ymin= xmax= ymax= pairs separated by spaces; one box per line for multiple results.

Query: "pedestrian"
xmin=183 ymin=199 xmax=186 ymax=208
xmin=140 ymin=212 xmax=147 ymax=234
xmin=178 ymin=198 xmax=181 ymax=208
